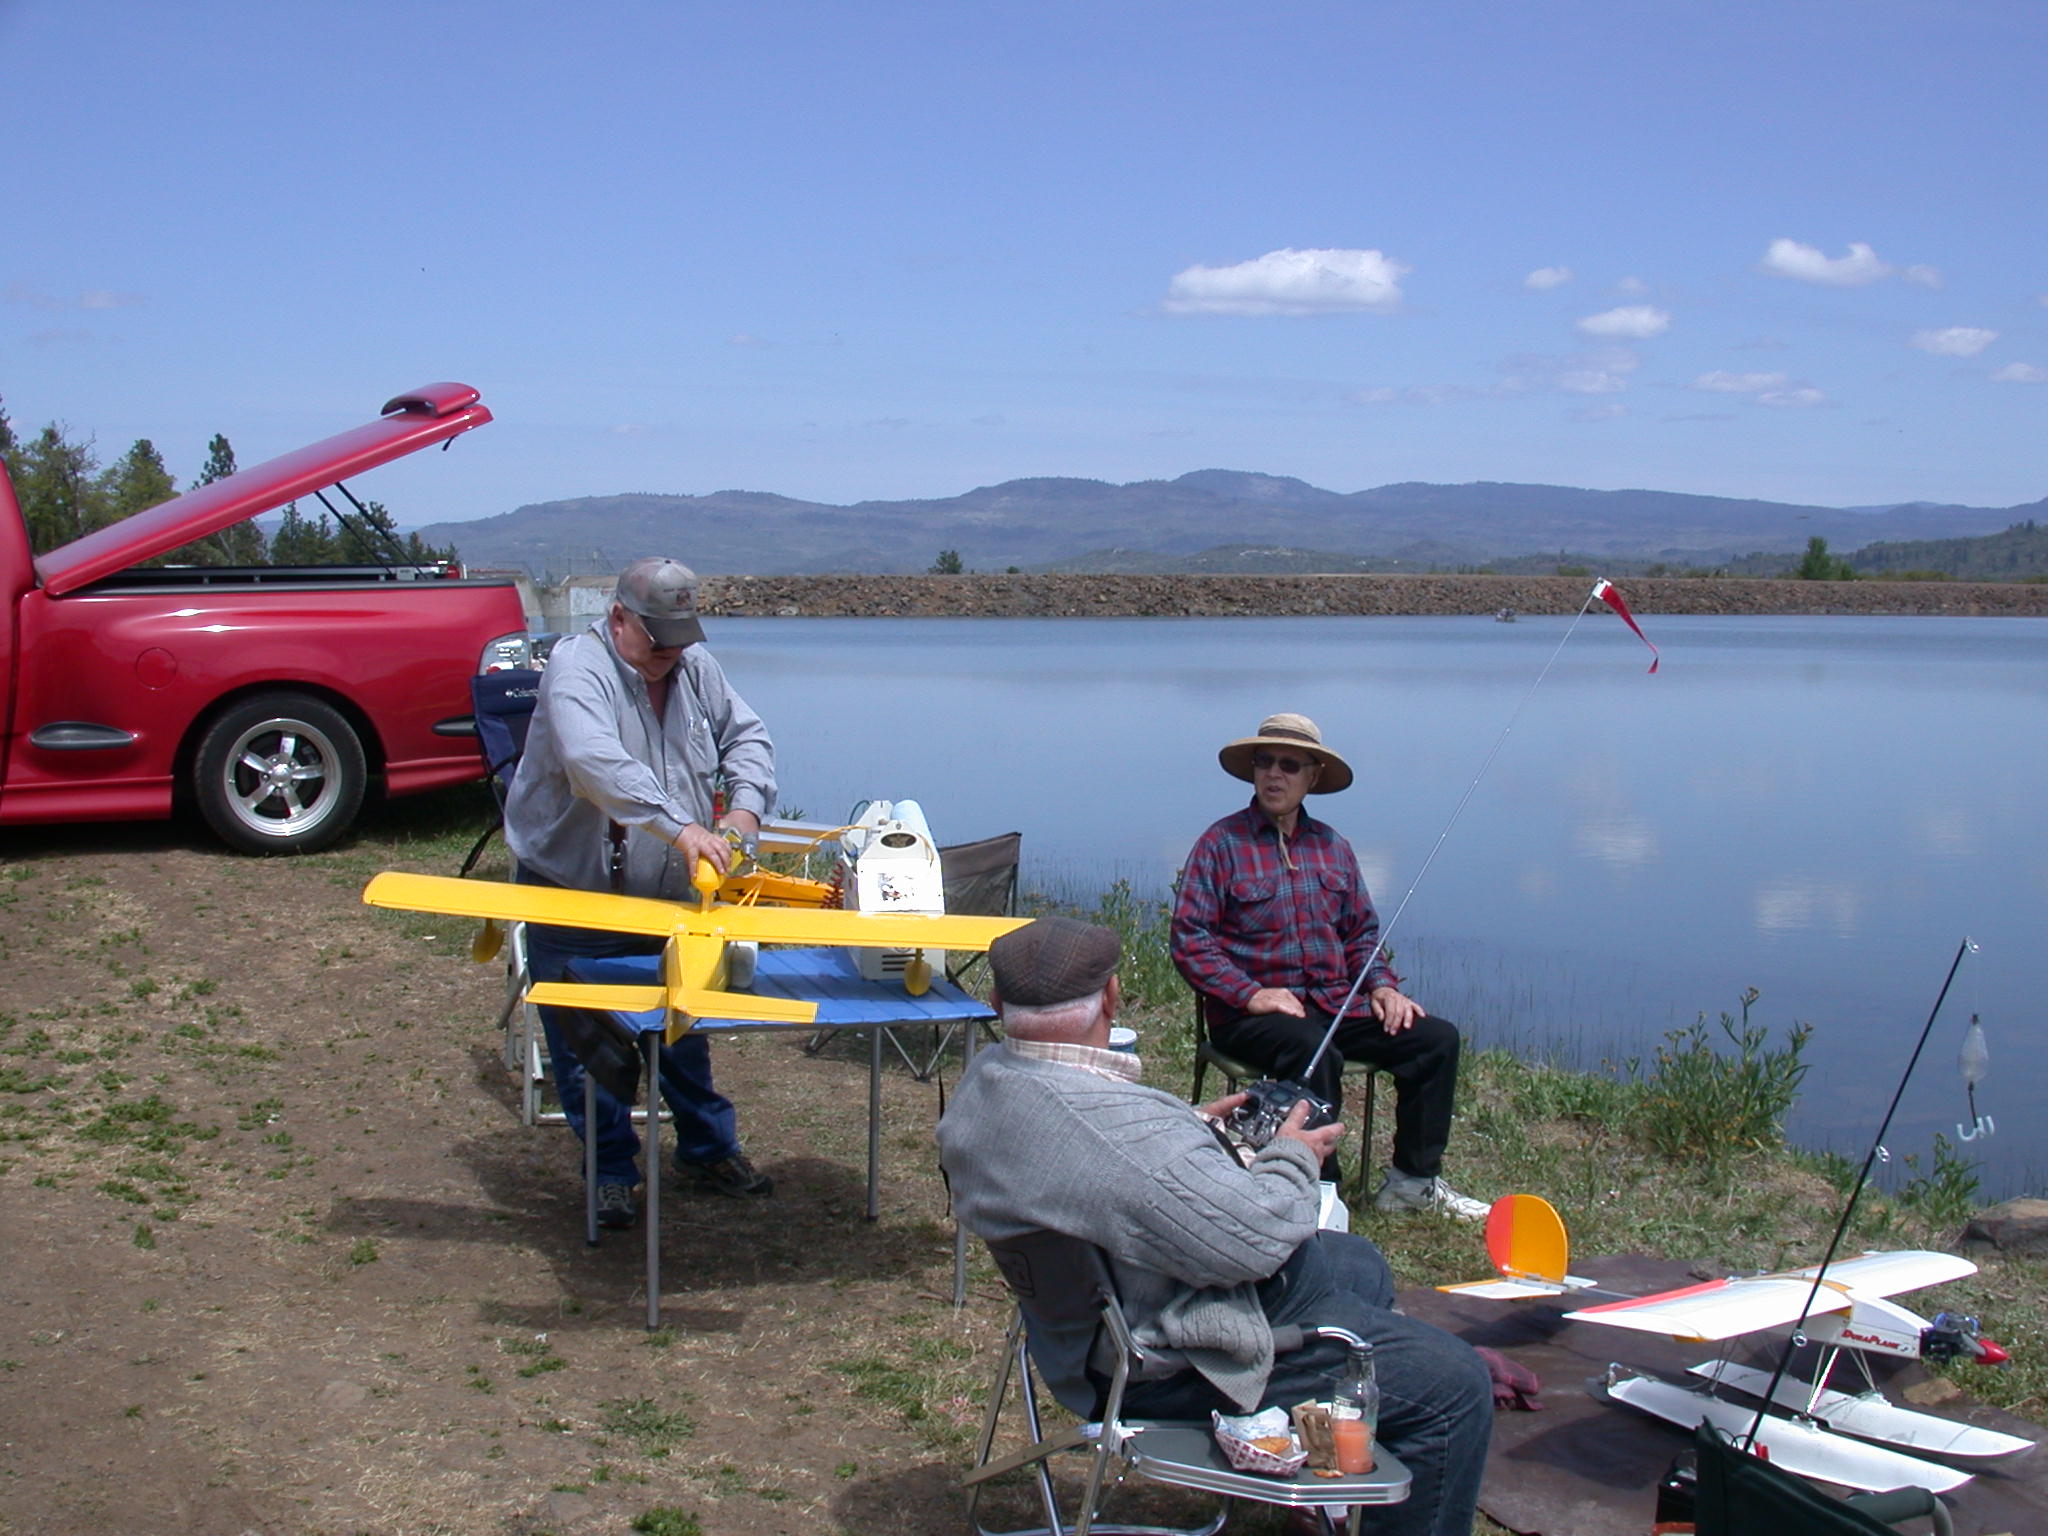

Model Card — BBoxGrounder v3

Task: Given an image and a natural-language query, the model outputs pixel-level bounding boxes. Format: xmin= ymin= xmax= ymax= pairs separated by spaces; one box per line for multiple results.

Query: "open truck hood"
xmin=34 ymin=383 xmax=493 ymax=597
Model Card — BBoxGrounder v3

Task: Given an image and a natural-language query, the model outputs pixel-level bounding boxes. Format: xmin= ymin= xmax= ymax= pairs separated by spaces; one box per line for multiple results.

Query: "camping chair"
xmin=453 ymin=668 xmax=557 ymax=1124
xmin=916 ymin=830 xmax=1022 ymax=1077
xmin=1187 ymin=995 xmax=1383 ymax=1206
xmin=803 ymin=830 xmax=1022 ymax=1080
xmin=967 ymin=1228 xmax=1410 ymax=1536
xmin=1689 ymin=1421 xmax=1954 ymax=1535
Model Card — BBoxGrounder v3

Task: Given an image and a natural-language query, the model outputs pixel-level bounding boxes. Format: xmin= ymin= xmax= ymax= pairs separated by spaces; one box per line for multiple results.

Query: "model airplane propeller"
xmin=1443 ymin=1194 xmax=2030 ymax=1493
xmin=362 ymin=864 xmax=1028 ymax=1038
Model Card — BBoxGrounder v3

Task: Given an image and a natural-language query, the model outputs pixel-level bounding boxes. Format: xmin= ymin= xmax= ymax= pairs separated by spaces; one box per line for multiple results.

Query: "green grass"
xmin=598 ymin=1396 xmax=696 ymax=1457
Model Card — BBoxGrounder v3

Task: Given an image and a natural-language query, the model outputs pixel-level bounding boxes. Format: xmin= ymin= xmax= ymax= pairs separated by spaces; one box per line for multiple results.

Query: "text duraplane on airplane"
xmin=361 ymin=868 xmax=1028 ymax=1037
xmin=1440 ymin=1194 xmax=2030 ymax=1494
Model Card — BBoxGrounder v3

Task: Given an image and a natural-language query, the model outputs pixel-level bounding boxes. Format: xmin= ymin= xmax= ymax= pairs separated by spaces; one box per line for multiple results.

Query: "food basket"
xmin=1211 ymin=1408 xmax=1309 ymax=1476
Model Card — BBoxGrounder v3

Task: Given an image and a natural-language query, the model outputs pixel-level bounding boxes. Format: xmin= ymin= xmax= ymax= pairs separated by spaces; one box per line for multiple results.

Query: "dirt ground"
xmin=0 ymin=805 xmax=1045 ymax=1536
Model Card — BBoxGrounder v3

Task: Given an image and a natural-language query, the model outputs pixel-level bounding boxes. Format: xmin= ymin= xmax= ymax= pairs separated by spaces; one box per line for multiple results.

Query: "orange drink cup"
xmin=1331 ymin=1416 xmax=1373 ymax=1474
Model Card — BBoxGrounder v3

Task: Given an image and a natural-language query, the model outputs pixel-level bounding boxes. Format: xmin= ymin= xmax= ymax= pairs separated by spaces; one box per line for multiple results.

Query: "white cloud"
xmin=1693 ymin=370 xmax=1790 ymax=394
xmin=725 ymin=331 xmax=767 ymax=348
xmin=1757 ymin=386 xmax=1827 ymax=408
xmin=7 ymin=282 xmax=144 ymax=311
xmin=1523 ymin=265 xmax=1572 ymax=291
xmin=1911 ymin=326 xmax=1998 ymax=357
xmin=1569 ymin=402 xmax=1628 ymax=423
xmin=1902 ymin=264 xmax=1944 ymax=289
xmin=1615 ymin=275 xmax=1650 ymax=296
xmin=1164 ymin=247 xmax=1409 ymax=315
xmin=1691 ymin=370 xmax=1823 ymax=407
xmin=1759 ymin=238 xmax=1892 ymax=286
xmin=1992 ymin=362 xmax=2048 ymax=384
xmin=1558 ymin=366 xmax=1629 ymax=395
xmin=1576 ymin=304 xmax=1670 ymax=340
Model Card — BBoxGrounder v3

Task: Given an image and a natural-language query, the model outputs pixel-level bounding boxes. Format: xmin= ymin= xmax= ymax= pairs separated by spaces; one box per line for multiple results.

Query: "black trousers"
xmin=1209 ymin=1003 xmax=1461 ymax=1180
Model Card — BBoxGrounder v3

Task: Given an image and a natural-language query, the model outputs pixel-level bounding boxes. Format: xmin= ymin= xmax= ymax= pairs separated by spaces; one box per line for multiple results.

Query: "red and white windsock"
xmin=1592 ymin=579 xmax=1659 ymax=673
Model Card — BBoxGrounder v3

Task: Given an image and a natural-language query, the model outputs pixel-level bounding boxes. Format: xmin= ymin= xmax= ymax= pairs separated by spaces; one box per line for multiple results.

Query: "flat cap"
xmin=989 ymin=917 xmax=1121 ymax=1008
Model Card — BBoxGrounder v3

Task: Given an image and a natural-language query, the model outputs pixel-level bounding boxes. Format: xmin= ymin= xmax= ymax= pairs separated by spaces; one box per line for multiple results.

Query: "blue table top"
xmin=565 ymin=946 xmax=998 ymax=1035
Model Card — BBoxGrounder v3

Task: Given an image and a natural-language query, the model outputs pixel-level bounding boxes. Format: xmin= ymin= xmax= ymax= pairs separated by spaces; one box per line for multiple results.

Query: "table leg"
xmin=953 ymin=1017 xmax=978 ymax=1306
xmin=866 ymin=1021 xmax=882 ymax=1221
xmin=645 ymin=1032 xmax=661 ymax=1331
xmin=584 ymin=1072 xmax=599 ymax=1247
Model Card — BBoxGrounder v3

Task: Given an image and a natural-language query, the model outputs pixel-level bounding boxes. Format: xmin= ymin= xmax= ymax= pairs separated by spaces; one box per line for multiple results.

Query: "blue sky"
xmin=5 ymin=0 xmax=2044 ymax=524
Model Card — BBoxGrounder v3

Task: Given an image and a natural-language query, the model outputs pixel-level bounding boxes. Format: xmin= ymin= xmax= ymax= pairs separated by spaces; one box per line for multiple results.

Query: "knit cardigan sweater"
xmin=937 ymin=1044 xmax=1321 ymax=1410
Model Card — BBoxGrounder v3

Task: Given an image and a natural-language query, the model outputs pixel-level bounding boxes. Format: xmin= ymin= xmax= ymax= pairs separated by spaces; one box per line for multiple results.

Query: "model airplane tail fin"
xmin=1438 ymin=1194 xmax=1599 ymax=1299
xmin=1488 ymin=1193 xmax=1572 ymax=1286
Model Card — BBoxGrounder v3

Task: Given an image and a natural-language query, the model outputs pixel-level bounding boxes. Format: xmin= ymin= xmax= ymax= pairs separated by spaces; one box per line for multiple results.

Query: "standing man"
xmin=939 ymin=917 xmax=1491 ymax=1536
xmin=1170 ymin=713 xmax=1486 ymax=1219
xmin=506 ymin=557 xmax=776 ymax=1229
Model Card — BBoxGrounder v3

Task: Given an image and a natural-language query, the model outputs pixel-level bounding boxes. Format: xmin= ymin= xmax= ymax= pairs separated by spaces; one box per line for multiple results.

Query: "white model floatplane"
xmin=362 ymin=854 xmax=1028 ymax=1038
xmin=1442 ymin=1194 xmax=2030 ymax=1493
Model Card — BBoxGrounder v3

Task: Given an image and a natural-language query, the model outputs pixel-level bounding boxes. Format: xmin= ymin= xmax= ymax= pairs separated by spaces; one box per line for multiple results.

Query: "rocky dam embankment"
xmin=694 ymin=573 xmax=2048 ymax=620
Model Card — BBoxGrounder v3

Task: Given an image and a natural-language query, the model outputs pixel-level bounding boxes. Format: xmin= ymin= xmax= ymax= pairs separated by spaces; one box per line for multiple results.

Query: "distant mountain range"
xmin=405 ymin=470 xmax=2047 ymax=578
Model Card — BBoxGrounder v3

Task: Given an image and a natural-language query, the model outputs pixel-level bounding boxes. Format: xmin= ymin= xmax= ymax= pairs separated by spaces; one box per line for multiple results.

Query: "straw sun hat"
xmin=1217 ymin=712 xmax=1354 ymax=794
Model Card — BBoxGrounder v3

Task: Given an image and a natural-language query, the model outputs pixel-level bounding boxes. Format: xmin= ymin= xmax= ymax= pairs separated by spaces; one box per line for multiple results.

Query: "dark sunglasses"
xmin=1252 ymin=751 xmax=1316 ymax=776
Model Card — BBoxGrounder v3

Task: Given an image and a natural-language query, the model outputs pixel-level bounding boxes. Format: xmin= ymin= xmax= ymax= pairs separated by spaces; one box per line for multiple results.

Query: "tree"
xmin=268 ymin=501 xmax=335 ymax=564
xmin=12 ymin=424 xmax=107 ymax=553
xmin=101 ymin=439 xmax=177 ymax=522
xmin=193 ymin=433 xmax=236 ymax=487
xmin=929 ymin=548 xmax=964 ymax=574
xmin=178 ymin=431 xmax=267 ymax=566
xmin=1794 ymin=535 xmax=1856 ymax=581
xmin=0 ymin=395 xmax=18 ymax=467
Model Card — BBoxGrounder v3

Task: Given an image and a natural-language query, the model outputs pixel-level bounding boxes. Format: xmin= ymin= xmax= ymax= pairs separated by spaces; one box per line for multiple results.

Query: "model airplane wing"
xmin=363 ymin=871 xmax=1028 ymax=952
xmin=364 ymin=872 xmax=693 ymax=935
xmin=1564 ymin=1251 xmax=1976 ymax=1343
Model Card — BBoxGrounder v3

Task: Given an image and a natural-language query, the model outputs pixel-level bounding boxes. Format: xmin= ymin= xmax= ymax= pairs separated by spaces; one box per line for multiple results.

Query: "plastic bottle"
xmin=1328 ymin=1343 xmax=1379 ymax=1474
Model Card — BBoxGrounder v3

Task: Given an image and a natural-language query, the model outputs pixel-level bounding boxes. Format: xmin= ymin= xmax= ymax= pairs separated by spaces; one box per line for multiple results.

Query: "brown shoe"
xmin=680 ymin=1151 xmax=773 ymax=1197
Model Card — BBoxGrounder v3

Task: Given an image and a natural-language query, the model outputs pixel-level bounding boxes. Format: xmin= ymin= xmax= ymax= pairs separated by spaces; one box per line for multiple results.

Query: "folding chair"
xmin=916 ymin=830 xmax=1021 ymax=1077
xmin=451 ymin=669 xmax=557 ymax=1124
xmin=1187 ymin=994 xmax=1383 ymax=1206
xmin=1689 ymin=1421 xmax=1954 ymax=1535
xmin=967 ymin=1228 xmax=1409 ymax=1536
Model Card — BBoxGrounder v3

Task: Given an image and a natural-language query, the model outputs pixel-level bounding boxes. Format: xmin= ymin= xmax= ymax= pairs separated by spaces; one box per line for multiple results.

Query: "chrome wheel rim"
xmin=220 ymin=715 xmax=342 ymax=840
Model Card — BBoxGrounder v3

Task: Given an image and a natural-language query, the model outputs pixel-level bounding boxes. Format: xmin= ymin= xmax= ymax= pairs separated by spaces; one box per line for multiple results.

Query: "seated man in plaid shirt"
xmin=1170 ymin=713 xmax=1486 ymax=1219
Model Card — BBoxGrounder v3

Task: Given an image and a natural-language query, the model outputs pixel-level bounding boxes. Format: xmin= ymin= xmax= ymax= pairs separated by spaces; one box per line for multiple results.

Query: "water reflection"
xmin=1752 ymin=878 xmax=1864 ymax=938
xmin=709 ymin=613 xmax=2048 ymax=1197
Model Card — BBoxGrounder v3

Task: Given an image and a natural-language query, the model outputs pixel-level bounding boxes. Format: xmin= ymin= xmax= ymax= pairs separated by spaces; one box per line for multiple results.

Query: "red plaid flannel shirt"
xmin=1170 ymin=800 xmax=1398 ymax=1023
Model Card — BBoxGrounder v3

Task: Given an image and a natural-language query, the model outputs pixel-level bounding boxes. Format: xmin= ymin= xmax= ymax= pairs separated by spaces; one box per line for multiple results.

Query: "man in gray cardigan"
xmin=939 ymin=917 xmax=1490 ymax=1536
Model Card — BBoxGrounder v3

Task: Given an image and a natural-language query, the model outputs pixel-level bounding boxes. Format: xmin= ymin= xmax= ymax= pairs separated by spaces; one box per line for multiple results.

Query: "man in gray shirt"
xmin=506 ymin=557 xmax=776 ymax=1228
xmin=939 ymin=917 xmax=1490 ymax=1536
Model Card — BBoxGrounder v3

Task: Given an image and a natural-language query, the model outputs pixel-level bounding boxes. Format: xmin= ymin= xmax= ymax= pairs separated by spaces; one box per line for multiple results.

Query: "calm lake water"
xmin=702 ymin=613 xmax=2047 ymax=1199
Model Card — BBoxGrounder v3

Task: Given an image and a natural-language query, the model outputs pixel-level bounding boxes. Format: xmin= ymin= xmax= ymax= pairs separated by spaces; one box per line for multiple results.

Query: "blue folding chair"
xmin=458 ymin=667 xmax=542 ymax=879
xmin=454 ymin=669 xmax=551 ymax=1120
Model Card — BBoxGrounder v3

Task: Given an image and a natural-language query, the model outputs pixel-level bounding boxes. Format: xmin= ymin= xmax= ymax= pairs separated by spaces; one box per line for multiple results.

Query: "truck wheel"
xmin=194 ymin=693 xmax=367 ymax=855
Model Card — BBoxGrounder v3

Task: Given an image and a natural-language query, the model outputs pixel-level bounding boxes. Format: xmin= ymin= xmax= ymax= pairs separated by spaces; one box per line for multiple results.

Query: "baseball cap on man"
xmin=614 ymin=557 xmax=706 ymax=649
xmin=989 ymin=917 xmax=1121 ymax=1008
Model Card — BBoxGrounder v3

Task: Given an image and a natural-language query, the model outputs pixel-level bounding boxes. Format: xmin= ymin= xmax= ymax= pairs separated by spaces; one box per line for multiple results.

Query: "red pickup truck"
xmin=0 ymin=383 xmax=531 ymax=853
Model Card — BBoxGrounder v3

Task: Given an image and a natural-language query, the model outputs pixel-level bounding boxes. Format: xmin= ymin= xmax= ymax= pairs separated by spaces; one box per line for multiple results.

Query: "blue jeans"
xmin=1123 ymin=1231 xmax=1491 ymax=1536
xmin=524 ymin=924 xmax=741 ymax=1186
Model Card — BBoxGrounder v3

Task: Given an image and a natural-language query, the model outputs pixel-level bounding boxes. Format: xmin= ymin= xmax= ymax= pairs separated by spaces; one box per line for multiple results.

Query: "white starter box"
xmin=839 ymin=799 xmax=946 ymax=983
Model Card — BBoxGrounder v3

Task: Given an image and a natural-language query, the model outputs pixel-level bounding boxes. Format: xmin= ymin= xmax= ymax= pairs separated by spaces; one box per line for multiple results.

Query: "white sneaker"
xmin=1373 ymin=1171 xmax=1488 ymax=1221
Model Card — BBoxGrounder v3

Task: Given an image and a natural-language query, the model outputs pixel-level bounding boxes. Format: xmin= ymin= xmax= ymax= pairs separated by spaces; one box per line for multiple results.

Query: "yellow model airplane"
xmin=362 ymin=864 xmax=1028 ymax=1039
